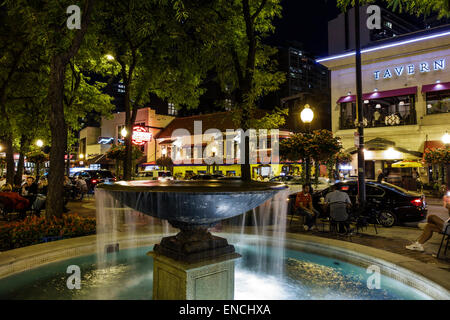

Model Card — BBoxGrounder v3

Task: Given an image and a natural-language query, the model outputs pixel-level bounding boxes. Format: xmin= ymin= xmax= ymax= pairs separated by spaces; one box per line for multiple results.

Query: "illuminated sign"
xmin=98 ymin=137 xmax=114 ymax=144
xmin=132 ymin=126 xmax=152 ymax=145
xmin=374 ymin=59 xmax=445 ymax=80
xmin=316 ymin=31 xmax=450 ymax=63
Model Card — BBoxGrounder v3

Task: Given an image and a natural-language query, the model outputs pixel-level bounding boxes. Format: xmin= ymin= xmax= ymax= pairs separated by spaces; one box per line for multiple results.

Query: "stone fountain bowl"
xmin=96 ymin=179 xmax=287 ymax=227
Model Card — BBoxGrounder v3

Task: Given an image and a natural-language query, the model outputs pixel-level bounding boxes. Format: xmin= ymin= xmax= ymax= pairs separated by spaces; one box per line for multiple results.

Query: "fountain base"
xmin=153 ymin=225 xmax=235 ymax=263
xmin=149 ymin=251 xmax=241 ymax=300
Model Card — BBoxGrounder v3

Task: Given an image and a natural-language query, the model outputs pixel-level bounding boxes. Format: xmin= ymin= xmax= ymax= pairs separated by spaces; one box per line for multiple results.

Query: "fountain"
xmin=96 ymin=179 xmax=287 ymax=300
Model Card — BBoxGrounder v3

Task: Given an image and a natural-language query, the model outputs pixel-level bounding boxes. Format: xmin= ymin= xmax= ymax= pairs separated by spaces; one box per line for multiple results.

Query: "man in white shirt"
xmin=324 ymin=185 xmax=352 ymax=233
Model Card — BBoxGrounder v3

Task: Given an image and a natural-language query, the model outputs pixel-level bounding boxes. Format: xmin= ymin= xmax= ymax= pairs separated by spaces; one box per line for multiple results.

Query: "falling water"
xmin=226 ymin=189 xmax=289 ymax=277
xmin=95 ymin=188 xmax=176 ymax=299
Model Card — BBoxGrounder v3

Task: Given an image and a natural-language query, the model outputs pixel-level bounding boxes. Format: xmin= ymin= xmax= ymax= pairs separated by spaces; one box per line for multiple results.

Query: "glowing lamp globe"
xmin=36 ymin=139 xmax=44 ymax=147
xmin=442 ymin=132 xmax=450 ymax=145
xmin=300 ymin=105 xmax=314 ymax=123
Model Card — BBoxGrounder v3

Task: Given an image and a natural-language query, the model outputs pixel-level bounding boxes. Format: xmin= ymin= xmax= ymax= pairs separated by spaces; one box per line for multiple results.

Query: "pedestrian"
xmin=294 ymin=184 xmax=320 ymax=231
xmin=75 ymin=176 xmax=88 ymax=200
xmin=376 ymin=169 xmax=385 ymax=183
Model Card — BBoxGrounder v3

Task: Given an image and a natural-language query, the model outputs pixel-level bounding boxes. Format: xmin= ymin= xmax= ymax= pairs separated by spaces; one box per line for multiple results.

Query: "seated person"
xmin=294 ymin=184 xmax=320 ymax=231
xmin=21 ymin=176 xmax=38 ymax=198
xmin=406 ymin=193 xmax=450 ymax=252
xmin=324 ymin=185 xmax=352 ymax=233
xmin=0 ymin=184 xmax=30 ymax=217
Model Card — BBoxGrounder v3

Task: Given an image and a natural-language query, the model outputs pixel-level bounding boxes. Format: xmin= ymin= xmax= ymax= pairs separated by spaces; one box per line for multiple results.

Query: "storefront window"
xmin=426 ymin=90 xmax=450 ymax=114
xmin=339 ymin=95 xmax=416 ymax=129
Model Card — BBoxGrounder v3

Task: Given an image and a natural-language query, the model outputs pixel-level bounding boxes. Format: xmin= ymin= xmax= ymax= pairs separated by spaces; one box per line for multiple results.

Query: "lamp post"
xmin=121 ymin=127 xmax=128 ymax=138
xmin=35 ymin=139 xmax=44 ymax=178
xmin=442 ymin=131 xmax=450 ymax=189
xmin=354 ymin=0 xmax=366 ymax=207
xmin=301 ymin=104 xmax=314 ymax=185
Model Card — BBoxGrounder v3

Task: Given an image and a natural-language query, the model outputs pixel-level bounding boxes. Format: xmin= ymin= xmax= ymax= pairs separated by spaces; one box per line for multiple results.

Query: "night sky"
xmin=269 ymin=0 xmax=341 ymax=57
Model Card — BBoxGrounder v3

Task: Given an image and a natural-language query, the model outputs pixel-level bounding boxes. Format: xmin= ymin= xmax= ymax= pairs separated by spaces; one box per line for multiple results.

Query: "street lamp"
xmin=300 ymin=104 xmax=314 ymax=186
xmin=300 ymin=104 xmax=314 ymax=125
xmin=36 ymin=139 xmax=44 ymax=148
xmin=442 ymin=131 xmax=450 ymax=145
xmin=106 ymin=54 xmax=115 ymax=61
xmin=121 ymin=127 xmax=128 ymax=138
xmin=79 ymin=154 xmax=84 ymax=159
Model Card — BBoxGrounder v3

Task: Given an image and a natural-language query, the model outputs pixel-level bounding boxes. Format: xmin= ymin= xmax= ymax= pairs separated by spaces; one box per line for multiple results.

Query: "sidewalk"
xmin=288 ymin=216 xmax=450 ymax=270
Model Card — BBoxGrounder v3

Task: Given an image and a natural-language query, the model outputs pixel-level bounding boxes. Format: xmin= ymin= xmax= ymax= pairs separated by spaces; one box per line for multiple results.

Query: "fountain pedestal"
xmin=149 ymin=251 xmax=241 ymax=300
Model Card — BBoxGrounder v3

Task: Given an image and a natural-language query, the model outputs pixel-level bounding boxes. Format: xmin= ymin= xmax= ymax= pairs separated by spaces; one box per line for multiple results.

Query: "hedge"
xmin=0 ymin=214 xmax=96 ymax=251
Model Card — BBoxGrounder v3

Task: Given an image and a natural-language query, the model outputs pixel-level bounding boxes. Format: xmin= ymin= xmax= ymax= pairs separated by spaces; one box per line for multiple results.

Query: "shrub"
xmin=0 ymin=214 xmax=96 ymax=251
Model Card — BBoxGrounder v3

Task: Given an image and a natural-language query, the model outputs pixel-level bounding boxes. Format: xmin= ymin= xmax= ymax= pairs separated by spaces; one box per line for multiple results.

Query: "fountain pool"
xmin=0 ymin=239 xmax=437 ymax=300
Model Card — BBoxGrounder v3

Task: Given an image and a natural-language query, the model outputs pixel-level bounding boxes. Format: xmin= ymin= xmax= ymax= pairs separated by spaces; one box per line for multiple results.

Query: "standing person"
xmin=75 ymin=176 xmax=88 ymax=200
xmin=294 ymin=184 xmax=320 ymax=231
xmin=376 ymin=169 xmax=385 ymax=183
xmin=324 ymin=185 xmax=352 ymax=233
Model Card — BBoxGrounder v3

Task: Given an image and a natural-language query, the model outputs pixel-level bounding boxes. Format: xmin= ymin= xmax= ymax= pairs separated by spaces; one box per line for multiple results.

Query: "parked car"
xmin=72 ymin=170 xmax=116 ymax=191
xmin=310 ymin=180 xmax=427 ymax=227
xmin=135 ymin=170 xmax=173 ymax=181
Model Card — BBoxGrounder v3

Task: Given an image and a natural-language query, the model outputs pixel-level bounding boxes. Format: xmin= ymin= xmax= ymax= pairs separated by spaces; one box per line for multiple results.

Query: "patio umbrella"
xmin=391 ymin=161 xmax=423 ymax=168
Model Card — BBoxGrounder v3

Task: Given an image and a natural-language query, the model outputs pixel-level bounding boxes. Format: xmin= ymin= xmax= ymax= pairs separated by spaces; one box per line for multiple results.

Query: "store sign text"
xmin=374 ymin=59 xmax=445 ymax=80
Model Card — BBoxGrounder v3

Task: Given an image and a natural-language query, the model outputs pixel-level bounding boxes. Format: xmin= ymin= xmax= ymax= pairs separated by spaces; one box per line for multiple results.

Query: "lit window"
xmin=426 ymin=90 xmax=450 ymax=114
xmin=168 ymin=103 xmax=177 ymax=115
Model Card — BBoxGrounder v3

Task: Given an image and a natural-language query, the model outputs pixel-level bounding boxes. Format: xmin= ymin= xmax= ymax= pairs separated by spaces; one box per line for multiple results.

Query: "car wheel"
xmin=377 ymin=210 xmax=397 ymax=227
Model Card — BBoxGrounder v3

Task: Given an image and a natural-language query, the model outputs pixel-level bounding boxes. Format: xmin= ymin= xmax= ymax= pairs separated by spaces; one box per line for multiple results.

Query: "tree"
xmin=280 ymin=130 xmax=343 ymax=184
xmin=424 ymin=147 xmax=450 ymax=185
xmin=180 ymin=0 xmax=286 ymax=181
xmin=6 ymin=0 xmax=96 ymax=217
xmin=106 ymin=144 xmax=144 ymax=177
xmin=0 ymin=5 xmax=38 ymax=185
xmin=156 ymin=156 xmax=174 ymax=172
xmin=337 ymin=0 xmax=450 ymax=18
xmin=26 ymin=151 xmax=49 ymax=177
xmin=98 ymin=0 xmax=208 ymax=180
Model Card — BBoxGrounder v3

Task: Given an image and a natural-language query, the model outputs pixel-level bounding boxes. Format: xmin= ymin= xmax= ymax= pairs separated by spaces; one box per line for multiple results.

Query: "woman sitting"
xmin=0 ymin=184 xmax=30 ymax=219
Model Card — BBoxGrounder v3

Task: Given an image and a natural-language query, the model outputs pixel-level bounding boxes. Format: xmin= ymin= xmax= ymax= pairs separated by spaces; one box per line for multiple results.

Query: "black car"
xmin=72 ymin=170 xmax=116 ymax=191
xmin=311 ymin=180 xmax=427 ymax=227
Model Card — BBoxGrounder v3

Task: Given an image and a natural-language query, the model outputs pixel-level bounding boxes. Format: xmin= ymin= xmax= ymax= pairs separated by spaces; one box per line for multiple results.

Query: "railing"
xmin=339 ymin=111 xmax=417 ymax=130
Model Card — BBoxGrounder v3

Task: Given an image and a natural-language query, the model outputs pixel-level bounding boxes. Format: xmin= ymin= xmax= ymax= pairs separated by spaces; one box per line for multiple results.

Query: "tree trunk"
xmin=14 ymin=152 xmax=25 ymax=186
xmin=5 ymin=136 xmax=15 ymax=186
xmin=45 ymin=0 xmax=94 ymax=218
xmin=14 ymin=135 xmax=29 ymax=185
xmin=46 ymin=56 xmax=67 ymax=219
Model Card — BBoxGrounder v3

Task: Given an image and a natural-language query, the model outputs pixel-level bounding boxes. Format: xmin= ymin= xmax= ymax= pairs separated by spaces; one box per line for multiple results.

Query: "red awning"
xmin=422 ymin=82 xmax=450 ymax=93
xmin=337 ymin=86 xmax=418 ymax=103
xmin=158 ymin=139 xmax=175 ymax=145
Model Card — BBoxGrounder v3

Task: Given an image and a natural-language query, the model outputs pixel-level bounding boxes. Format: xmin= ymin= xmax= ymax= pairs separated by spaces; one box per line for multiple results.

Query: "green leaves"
xmin=279 ymin=130 xmax=343 ymax=164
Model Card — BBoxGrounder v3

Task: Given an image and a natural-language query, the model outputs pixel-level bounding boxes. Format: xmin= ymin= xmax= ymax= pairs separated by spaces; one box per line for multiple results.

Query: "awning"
xmin=421 ymin=81 xmax=450 ymax=93
xmin=158 ymin=139 xmax=175 ymax=145
xmin=391 ymin=161 xmax=423 ymax=168
xmin=337 ymin=86 xmax=418 ymax=103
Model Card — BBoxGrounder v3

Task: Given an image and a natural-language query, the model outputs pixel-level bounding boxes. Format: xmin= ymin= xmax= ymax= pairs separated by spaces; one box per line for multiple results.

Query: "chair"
xmin=437 ymin=224 xmax=449 ymax=259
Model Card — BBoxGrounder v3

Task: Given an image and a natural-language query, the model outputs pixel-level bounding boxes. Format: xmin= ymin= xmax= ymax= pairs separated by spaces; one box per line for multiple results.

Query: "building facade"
xmin=319 ymin=26 xmax=450 ymax=184
xmin=79 ymin=108 xmax=174 ymax=169
xmin=154 ymin=112 xmax=296 ymax=179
